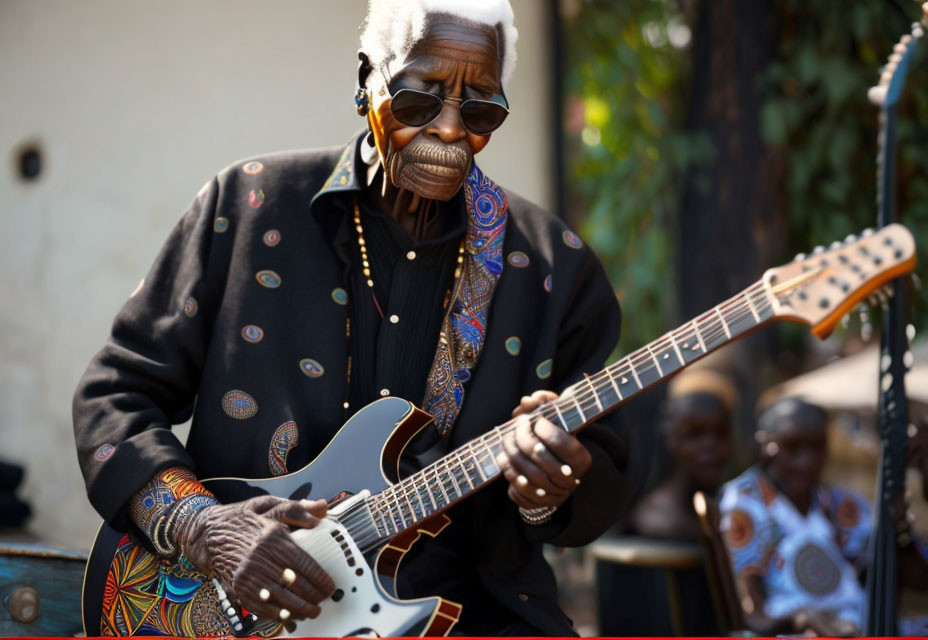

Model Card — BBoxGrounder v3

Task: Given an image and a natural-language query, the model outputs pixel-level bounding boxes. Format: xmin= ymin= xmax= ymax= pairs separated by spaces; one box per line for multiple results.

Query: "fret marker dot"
xmin=343 ymin=401 xmax=349 ymax=409
xmin=621 ymin=377 xmax=628 ymax=384
xmin=406 ymin=250 xmax=416 ymax=260
xmin=380 ymin=388 xmax=390 ymax=396
xmin=389 ymin=314 xmax=399 ymax=324
xmin=663 ymin=353 xmax=669 ymax=359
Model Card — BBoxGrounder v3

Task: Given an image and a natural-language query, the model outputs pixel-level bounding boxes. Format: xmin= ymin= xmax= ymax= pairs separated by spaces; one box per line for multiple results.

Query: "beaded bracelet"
xmin=519 ymin=506 xmax=557 ymax=525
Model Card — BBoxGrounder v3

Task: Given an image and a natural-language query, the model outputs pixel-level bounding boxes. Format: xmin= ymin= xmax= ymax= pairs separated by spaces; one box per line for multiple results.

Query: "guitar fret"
xmin=692 ymin=320 xmax=707 ymax=352
xmin=745 ymin=292 xmax=761 ymax=323
xmin=585 ymin=375 xmax=604 ymax=413
xmin=456 ymin=450 xmax=476 ymax=489
xmin=421 ymin=473 xmax=438 ymax=510
xmin=604 ymin=367 xmax=623 ymax=400
xmin=648 ymin=345 xmax=664 ymax=377
xmin=442 ymin=464 xmax=460 ymax=500
xmin=628 ymin=360 xmax=643 ymax=388
xmin=669 ymin=333 xmax=685 ymax=364
xmin=552 ymin=401 xmax=569 ymax=430
xmin=410 ymin=479 xmax=427 ymax=519
xmin=475 ymin=439 xmax=498 ymax=479
xmin=431 ymin=465 xmax=450 ymax=505
xmin=714 ymin=305 xmax=731 ymax=339
xmin=571 ymin=395 xmax=587 ymax=423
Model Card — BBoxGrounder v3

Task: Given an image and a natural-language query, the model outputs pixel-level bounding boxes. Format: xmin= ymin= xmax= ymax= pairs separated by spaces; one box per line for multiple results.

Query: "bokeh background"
xmin=1 ymin=0 xmax=927 ymax=634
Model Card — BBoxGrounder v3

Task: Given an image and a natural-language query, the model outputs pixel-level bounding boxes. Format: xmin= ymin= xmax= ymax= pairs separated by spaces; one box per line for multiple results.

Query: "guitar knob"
xmin=844 ymin=234 xmax=857 ymax=244
xmin=862 ymin=228 xmax=875 ymax=237
xmin=793 ymin=252 xmax=806 ymax=262
xmin=8 ymin=586 xmax=40 ymax=624
xmin=812 ymin=245 xmax=825 ymax=255
xmin=830 ymin=241 xmax=842 ymax=250
xmin=869 ymin=85 xmax=888 ymax=105
xmin=889 ymin=52 xmax=903 ymax=64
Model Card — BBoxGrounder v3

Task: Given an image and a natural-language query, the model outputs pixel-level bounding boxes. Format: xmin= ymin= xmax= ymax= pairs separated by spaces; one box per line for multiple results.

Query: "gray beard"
xmin=386 ymin=142 xmax=472 ymax=201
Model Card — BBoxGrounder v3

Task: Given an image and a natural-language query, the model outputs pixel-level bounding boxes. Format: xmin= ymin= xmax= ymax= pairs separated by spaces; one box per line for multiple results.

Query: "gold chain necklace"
xmin=352 ymin=197 xmax=465 ymax=320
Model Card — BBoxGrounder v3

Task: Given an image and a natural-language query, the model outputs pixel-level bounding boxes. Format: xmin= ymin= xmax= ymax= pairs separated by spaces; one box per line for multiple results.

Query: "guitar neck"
xmin=361 ymin=280 xmax=775 ymax=540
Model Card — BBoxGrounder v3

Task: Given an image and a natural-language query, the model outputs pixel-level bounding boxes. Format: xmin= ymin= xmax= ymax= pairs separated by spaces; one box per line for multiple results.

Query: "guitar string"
xmin=363 ymin=282 xmax=775 ymax=531
xmin=364 ymin=290 xmax=773 ymax=534
xmin=357 ymin=282 xmax=775 ymax=537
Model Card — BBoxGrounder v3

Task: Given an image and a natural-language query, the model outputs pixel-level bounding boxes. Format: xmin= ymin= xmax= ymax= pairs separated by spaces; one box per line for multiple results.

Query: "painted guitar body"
xmin=81 ymin=397 xmax=462 ymax=638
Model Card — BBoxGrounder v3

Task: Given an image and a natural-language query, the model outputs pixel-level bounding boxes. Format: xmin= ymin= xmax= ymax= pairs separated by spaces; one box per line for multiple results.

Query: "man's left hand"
xmin=499 ymin=390 xmax=593 ymax=510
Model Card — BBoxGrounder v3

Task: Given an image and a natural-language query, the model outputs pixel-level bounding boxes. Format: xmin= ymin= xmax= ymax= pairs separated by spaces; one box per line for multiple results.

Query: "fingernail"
xmin=533 ymin=442 xmax=546 ymax=455
xmin=516 ymin=475 xmax=528 ymax=487
xmin=574 ymin=478 xmax=581 ymax=486
xmin=561 ymin=464 xmax=573 ymax=476
xmin=536 ymin=488 xmax=546 ymax=497
xmin=496 ymin=453 xmax=509 ymax=466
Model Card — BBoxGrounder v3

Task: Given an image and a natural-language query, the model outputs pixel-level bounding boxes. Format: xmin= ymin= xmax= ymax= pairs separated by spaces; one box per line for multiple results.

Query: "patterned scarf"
xmin=422 ymin=165 xmax=507 ymax=435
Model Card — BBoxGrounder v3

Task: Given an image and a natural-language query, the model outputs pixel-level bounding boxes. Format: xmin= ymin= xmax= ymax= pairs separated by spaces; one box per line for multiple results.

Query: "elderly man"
xmin=73 ymin=0 xmax=632 ymax=636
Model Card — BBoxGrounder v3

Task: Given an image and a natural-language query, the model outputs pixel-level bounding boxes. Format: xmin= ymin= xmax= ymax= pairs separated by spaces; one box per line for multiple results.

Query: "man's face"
xmin=666 ymin=397 xmax=732 ymax=491
xmin=763 ymin=418 xmax=827 ymax=506
xmin=365 ymin=15 xmax=502 ymax=201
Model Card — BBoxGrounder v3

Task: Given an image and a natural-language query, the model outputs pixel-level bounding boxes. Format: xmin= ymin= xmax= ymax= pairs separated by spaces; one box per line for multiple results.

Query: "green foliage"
xmin=565 ymin=0 xmax=928 ymax=357
xmin=564 ymin=0 xmax=702 ymax=355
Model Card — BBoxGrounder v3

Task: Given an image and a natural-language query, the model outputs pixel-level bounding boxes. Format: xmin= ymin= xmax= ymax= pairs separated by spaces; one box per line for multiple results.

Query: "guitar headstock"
xmin=868 ymin=16 xmax=925 ymax=108
xmin=763 ymin=224 xmax=916 ymax=338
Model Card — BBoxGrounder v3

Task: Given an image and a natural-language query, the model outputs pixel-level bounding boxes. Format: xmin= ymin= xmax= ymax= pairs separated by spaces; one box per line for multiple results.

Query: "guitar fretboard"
xmin=351 ymin=280 xmax=774 ymax=543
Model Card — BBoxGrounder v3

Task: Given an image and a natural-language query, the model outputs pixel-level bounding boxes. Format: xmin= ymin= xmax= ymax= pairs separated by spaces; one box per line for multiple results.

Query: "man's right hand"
xmin=178 ymin=495 xmax=335 ymax=622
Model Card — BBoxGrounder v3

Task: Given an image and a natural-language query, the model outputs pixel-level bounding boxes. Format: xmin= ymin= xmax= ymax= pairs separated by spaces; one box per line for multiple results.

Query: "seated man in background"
xmin=720 ymin=397 xmax=928 ymax=637
xmin=597 ymin=368 xmax=735 ymax=636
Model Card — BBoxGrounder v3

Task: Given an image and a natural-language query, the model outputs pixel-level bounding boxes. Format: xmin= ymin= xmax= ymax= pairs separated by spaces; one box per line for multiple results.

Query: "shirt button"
xmin=389 ymin=314 xmax=399 ymax=324
xmin=406 ymin=250 xmax=416 ymax=261
xmin=380 ymin=388 xmax=390 ymax=397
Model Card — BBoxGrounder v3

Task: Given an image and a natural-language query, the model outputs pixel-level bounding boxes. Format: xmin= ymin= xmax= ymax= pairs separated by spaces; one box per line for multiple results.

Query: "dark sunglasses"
xmin=390 ymin=88 xmax=510 ymax=136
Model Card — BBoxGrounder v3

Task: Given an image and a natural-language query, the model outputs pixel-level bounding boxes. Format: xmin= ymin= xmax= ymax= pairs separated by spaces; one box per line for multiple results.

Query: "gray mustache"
xmin=402 ymin=143 xmax=470 ymax=170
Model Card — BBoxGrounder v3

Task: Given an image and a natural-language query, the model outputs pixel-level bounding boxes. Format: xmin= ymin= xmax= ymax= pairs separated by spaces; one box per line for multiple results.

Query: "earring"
xmin=355 ymin=87 xmax=369 ymax=116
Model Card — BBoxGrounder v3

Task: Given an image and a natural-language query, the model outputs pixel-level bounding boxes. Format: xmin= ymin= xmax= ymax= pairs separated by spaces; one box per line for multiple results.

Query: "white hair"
xmin=360 ymin=0 xmax=518 ymax=88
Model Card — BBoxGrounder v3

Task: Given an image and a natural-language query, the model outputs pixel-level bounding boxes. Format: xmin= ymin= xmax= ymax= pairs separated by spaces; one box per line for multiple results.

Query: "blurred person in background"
xmin=597 ymin=368 xmax=734 ymax=636
xmin=71 ymin=0 xmax=635 ymax=636
xmin=720 ymin=397 xmax=928 ymax=637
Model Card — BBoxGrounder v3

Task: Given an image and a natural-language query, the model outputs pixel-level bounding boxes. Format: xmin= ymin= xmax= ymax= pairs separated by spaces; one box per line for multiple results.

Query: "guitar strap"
xmin=422 ymin=165 xmax=508 ymax=435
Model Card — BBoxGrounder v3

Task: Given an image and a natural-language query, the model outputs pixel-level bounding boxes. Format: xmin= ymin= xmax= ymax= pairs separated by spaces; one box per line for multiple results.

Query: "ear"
xmin=357 ymin=50 xmax=373 ymax=89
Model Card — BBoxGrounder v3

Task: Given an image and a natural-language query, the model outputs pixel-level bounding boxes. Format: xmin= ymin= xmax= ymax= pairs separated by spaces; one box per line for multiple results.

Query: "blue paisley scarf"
xmin=421 ymin=165 xmax=507 ymax=435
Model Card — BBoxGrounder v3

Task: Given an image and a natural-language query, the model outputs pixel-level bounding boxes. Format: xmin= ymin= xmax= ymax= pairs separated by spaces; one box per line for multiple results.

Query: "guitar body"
xmin=81 ymin=397 xmax=462 ymax=637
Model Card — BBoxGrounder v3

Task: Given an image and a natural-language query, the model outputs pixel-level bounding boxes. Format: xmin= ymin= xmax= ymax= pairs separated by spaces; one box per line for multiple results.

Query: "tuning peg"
xmin=882 ymin=284 xmax=894 ymax=298
xmin=844 ymin=234 xmax=858 ymax=244
xmin=908 ymin=323 xmax=917 ymax=345
xmin=860 ymin=304 xmax=873 ymax=342
xmin=869 ymin=85 xmax=889 ymax=105
xmin=794 ymin=252 xmax=806 ymax=262
xmin=911 ymin=273 xmax=922 ymax=291
xmin=904 ymin=350 xmax=915 ymax=370
xmin=841 ymin=314 xmax=850 ymax=329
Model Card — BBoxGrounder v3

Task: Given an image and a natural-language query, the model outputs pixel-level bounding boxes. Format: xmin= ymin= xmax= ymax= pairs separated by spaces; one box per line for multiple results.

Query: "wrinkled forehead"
xmin=388 ymin=14 xmax=502 ymax=83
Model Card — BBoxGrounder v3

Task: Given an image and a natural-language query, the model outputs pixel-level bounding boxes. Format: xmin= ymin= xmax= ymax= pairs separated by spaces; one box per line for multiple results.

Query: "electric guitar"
xmin=82 ymin=224 xmax=917 ymax=638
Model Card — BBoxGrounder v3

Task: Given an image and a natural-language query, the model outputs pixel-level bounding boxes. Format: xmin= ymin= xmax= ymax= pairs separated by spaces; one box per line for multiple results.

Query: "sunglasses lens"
xmin=460 ymin=100 xmax=509 ymax=135
xmin=390 ymin=89 xmax=444 ymax=127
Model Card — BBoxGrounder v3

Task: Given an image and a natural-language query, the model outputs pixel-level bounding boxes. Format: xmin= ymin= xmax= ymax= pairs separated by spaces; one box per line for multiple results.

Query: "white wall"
xmin=0 ymin=0 xmax=551 ymax=549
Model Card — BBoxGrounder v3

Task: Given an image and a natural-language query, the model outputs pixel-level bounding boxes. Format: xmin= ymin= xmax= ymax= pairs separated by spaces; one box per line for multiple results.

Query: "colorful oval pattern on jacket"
xmin=241 ymin=325 xmax=264 ymax=343
xmin=222 ymin=390 xmax=258 ymax=419
xmin=256 ymin=270 xmax=281 ymax=288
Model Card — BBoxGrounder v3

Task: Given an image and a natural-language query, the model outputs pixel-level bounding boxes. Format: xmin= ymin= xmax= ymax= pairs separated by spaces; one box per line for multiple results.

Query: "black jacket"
xmin=72 ymin=135 xmax=633 ymax=635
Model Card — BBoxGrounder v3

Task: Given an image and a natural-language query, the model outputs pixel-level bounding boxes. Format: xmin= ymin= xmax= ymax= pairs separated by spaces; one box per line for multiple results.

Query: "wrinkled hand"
xmin=794 ymin=608 xmax=858 ymax=637
xmin=499 ymin=390 xmax=593 ymax=510
xmin=179 ymin=495 xmax=335 ymax=623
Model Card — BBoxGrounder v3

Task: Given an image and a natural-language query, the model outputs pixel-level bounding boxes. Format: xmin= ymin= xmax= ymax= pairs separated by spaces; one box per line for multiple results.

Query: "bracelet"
xmin=150 ymin=512 xmax=175 ymax=556
xmin=165 ymin=494 xmax=220 ymax=547
xmin=519 ymin=506 xmax=557 ymax=525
